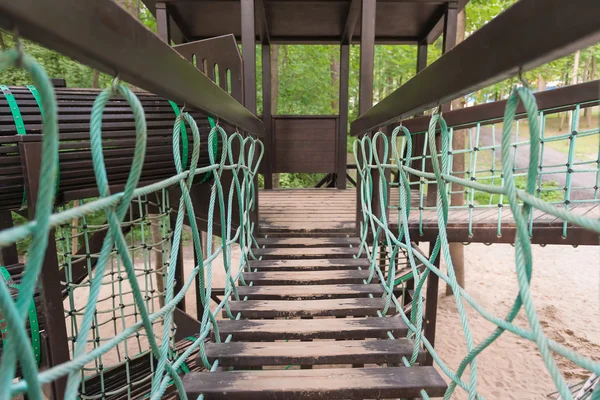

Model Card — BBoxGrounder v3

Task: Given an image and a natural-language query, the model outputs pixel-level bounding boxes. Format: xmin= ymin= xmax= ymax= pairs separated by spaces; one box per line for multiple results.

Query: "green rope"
xmin=167 ymin=100 xmax=189 ymax=170
xmin=0 ymin=266 xmax=41 ymax=368
xmin=353 ymin=85 xmax=600 ymax=400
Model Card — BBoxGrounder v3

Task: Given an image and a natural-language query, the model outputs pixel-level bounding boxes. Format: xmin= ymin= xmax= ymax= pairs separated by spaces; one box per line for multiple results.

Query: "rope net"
xmin=0 ymin=48 xmax=263 ymax=399
xmin=354 ymin=87 xmax=600 ymax=399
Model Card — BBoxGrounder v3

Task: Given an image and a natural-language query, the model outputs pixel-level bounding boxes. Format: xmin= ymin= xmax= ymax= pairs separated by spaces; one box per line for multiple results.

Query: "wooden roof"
xmin=145 ymin=0 xmax=468 ymax=44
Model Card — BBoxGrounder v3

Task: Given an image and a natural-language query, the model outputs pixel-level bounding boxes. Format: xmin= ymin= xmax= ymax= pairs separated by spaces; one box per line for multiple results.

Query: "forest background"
xmin=1 ymin=0 xmax=598 ymax=188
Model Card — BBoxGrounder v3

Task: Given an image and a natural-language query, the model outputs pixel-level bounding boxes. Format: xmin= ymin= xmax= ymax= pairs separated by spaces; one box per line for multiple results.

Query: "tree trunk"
xmin=537 ymin=74 xmax=546 ymax=92
xmin=584 ymin=53 xmax=596 ymax=127
xmin=568 ymin=50 xmax=581 ymax=130
xmin=446 ymin=7 xmax=466 ymax=296
xmin=559 ymin=70 xmax=570 ymax=131
xmin=330 ymin=50 xmax=340 ymax=112
xmin=271 ymin=45 xmax=280 ymax=188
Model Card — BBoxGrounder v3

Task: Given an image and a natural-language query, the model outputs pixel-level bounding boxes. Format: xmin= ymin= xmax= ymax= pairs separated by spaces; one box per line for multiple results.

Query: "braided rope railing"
xmin=0 ymin=48 xmax=263 ymax=399
xmin=354 ymin=86 xmax=600 ymax=399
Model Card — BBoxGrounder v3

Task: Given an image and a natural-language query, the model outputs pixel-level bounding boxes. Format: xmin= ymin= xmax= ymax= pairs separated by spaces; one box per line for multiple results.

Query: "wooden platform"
xmin=258 ymin=189 xmax=599 ymax=245
xmin=183 ymin=235 xmax=447 ymax=399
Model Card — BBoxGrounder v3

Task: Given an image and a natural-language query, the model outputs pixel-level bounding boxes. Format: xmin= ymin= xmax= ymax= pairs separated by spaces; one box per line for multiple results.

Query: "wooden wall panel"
xmin=273 ymin=116 xmax=338 ymax=173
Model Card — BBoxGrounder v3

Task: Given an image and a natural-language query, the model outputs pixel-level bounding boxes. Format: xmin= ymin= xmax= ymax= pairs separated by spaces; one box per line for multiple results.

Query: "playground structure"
xmin=0 ymin=0 xmax=598 ymax=399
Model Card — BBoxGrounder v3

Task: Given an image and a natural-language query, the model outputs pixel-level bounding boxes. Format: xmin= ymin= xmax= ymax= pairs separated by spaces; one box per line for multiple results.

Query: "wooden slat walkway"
xmin=258 ymin=189 xmax=599 ymax=245
xmin=183 ymin=236 xmax=447 ymax=399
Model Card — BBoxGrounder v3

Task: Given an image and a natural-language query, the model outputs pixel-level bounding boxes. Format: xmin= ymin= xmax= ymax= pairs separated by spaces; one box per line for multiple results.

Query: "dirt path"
xmin=478 ymin=126 xmax=596 ymax=200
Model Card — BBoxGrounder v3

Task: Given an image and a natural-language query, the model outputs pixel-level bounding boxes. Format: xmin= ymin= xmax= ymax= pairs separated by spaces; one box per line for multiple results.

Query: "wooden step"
xmin=243 ymin=270 xmax=376 ymax=286
xmin=214 ymin=317 xmax=408 ymax=341
xmin=227 ymin=298 xmax=395 ymax=318
xmin=183 ymin=366 xmax=447 ymax=399
xmin=256 ymin=237 xmax=361 ymax=248
xmin=248 ymin=258 xmax=369 ymax=271
xmin=236 ymin=284 xmax=384 ymax=299
xmin=204 ymin=338 xmax=424 ymax=367
xmin=252 ymin=247 xmax=359 ymax=260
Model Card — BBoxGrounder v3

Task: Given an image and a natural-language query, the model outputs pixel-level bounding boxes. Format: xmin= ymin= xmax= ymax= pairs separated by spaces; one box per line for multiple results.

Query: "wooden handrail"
xmin=0 ymin=0 xmax=264 ymax=136
xmin=400 ymin=80 xmax=600 ymax=133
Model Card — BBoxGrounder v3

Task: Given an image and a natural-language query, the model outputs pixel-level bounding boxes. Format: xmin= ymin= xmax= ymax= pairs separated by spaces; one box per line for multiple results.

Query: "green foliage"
xmin=472 ymin=176 xmax=562 ymax=205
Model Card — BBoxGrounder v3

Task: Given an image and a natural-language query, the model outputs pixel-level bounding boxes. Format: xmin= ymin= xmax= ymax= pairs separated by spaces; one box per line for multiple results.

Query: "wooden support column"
xmin=411 ymin=41 xmax=428 ymax=189
xmin=0 ymin=211 xmax=18 ymax=265
xmin=241 ymin=0 xmax=257 ymax=114
xmin=337 ymin=44 xmax=350 ymax=190
xmin=424 ymin=241 xmax=440 ymax=366
xmin=426 ymin=2 xmax=458 ymax=207
xmin=155 ymin=2 xmax=170 ymax=44
xmin=441 ymin=2 xmax=459 ymax=112
xmin=355 ymin=0 xmax=376 ymax=233
xmin=262 ymin=43 xmax=273 ymax=189
xmin=19 ymin=142 xmax=70 ymax=400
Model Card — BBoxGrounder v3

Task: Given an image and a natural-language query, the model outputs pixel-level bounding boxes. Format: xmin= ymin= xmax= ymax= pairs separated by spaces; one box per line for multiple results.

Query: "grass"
xmin=471 ymin=175 xmax=563 ymax=205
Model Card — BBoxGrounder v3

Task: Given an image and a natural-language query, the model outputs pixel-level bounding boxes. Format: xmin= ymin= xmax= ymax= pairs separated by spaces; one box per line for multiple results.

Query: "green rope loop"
xmin=0 ymin=48 xmax=57 ymax=400
xmin=168 ymin=100 xmax=189 ymax=170
xmin=0 ymin=266 xmax=41 ymax=367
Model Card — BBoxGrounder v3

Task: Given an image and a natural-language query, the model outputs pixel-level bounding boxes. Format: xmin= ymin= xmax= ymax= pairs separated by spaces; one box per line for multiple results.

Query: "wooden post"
xmin=355 ymin=0 xmax=376 ymax=233
xmin=426 ymin=2 xmax=458 ymax=207
xmin=262 ymin=43 xmax=273 ymax=189
xmin=424 ymin=241 xmax=440 ymax=366
xmin=19 ymin=142 xmax=70 ymax=400
xmin=155 ymin=2 xmax=171 ymax=44
xmin=0 ymin=211 xmax=18 ymax=265
xmin=241 ymin=0 xmax=257 ymax=114
xmin=337 ymin=44 xmax=350 ymax=190
xmin=447 ymin=6 xmax=466 ymax=296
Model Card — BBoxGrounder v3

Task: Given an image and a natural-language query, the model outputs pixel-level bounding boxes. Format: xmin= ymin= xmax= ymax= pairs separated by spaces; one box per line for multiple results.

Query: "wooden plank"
xmin=252 ymin=247 xmax=359 ymax=260
xmin=248 ymin=258 xmax=370 ymax=272
xmin=204 ymin=339 xmax=423 ymax=367
xmin=256 ymin=237 xmax=360 ymax=248
xmin=214 ymin=317 xmax=408 ymax=341
xmin=235 ymin=284 xmax=384 ymax=300
xmin=242 ymin=270 xmax=375 ymax=286
xmin=227 ymin=298 xmax=395 ymax=318
xmin=183 ymin=366 xmax=447 ymax=399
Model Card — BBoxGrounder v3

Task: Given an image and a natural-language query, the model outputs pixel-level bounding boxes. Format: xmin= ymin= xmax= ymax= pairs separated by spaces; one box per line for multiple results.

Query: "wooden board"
xmin=242 ymin=270 xmax=376 ymax=285
xmin=256 ymin=237 xmax=361 ymax=248
xmin=258 ymin=189 xmax=599 ymax=244
xmin=226 ymin=298 xmax=395 ymax=318
xmin=214 ymin=317 xmax=408 ymax=341
xmin=204 ymin=339 xmax=423 ymax=367
xmin=248 ymin=259 xmax=370 ymax=271
xmin=252 ymin=247 xmax=359 ymax=260
xmin=235 ymin=284 xmax=384 ymax=300
xmin=183 ymin=366 xmax=447 ymax=399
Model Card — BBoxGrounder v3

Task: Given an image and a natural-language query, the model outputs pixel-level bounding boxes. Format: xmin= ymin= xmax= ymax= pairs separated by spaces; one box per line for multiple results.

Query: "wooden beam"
xmin=341 ymin=0 xmax=360 ymax=45
xmin=156 ymin=2 xmax=170 ymax=44
xmin=141 ymin=0 xmax=186 ymax=44
xmin=358 ymin=0 xmax=376 ymax=115
xmin=350 ymin=0 xmax=600 ymax=135
xmin=241 ymin=0 xmax=257 ymax=114
xmin=419 ymin=3 xmax=448 ymax=43
xmin=0 ymin=0 xmax=264 ymax=135
xmin=337 ymin=44 xmax=350 ymax=189
xmin=402 ymin=79 xmax=600 ymax=133
xmin=256 ymin=0 xmax=270 ymax=45
xmin=356 ymin=0 xmax=376 ymax=231
xmin=262 ymin=44 xmax=273 ymax=189
xmin=416 ymin=40 xmax=428 ymax=73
